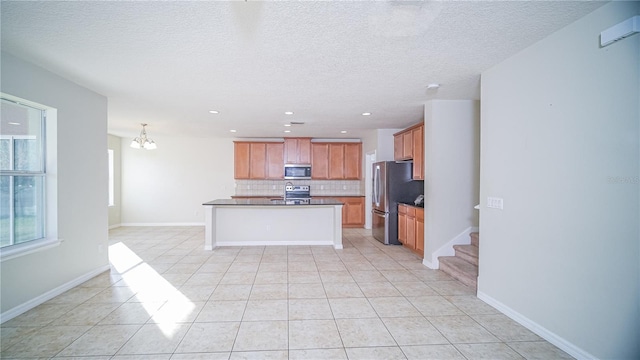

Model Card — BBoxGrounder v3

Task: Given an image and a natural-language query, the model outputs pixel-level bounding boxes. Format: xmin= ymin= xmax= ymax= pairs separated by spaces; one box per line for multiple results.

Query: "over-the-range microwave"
xmin=284 ymin=164 xmax=312 ymax=179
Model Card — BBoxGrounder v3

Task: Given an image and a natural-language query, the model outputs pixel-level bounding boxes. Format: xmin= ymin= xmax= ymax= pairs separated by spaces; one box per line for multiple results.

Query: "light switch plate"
xmin=487 ymin=197 xmax=504 ymax=209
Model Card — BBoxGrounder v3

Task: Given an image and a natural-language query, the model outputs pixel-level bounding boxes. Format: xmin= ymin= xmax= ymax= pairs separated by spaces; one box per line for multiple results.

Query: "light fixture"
xmin=362 ymin=112 xmax=371 ymax=116
xmin=601 ymin=15 xmax=639 ymax=47
xmin=209 ymin=110 xmax=219 ymax=114
xmin=284 ymin=130 xmax=291 ymax=133
xmin=130 ymin=123 xmax=157 ymax=150
xmin=285 ymin=111 xmax=294 ymax=115
xmin=340 ymin=130 xmax=347 ymax=134
xmin=8 ymin=122 xmax=20 ymax=125
xmin=284 ymin=124 xmax=291 ymax=127
xmin=230 ymin=129 xmax=237 ymax=133
xmin=427 ymin=83 xmax=440 ymax=90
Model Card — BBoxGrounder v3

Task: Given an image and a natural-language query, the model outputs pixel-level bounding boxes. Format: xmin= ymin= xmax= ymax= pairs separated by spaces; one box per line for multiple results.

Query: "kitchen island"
xmin=202 ymin=198 xmax=344 ymax=250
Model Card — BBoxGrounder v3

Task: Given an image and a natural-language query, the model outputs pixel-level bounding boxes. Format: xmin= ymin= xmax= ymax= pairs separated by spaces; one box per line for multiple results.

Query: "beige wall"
xmin=0 ymin=52 xmax=109 ymax=315
xmin=423 ymin=100 xmax=480 ymax=265
xmin=479 ymin=2 xmax=639 ymax=358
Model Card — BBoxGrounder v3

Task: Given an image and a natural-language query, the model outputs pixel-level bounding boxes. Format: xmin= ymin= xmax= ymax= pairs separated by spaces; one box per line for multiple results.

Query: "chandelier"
xmin=130 ymin=123 xmax=157 ymax=150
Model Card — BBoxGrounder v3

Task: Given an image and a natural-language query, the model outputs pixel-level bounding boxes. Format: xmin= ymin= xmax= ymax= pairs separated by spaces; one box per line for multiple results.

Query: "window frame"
xmin=0 ymin=94 xmax=59 ymax=262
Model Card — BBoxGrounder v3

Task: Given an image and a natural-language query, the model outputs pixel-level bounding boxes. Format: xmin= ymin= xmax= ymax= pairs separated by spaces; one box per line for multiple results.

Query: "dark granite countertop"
xmin=203 ymin=198 xmax=344 ymax=206
xmin=398 ymin=202 xmax=424 ymax=208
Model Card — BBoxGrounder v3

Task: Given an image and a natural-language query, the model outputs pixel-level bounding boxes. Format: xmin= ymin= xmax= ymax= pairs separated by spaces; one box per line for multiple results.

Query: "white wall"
xmin=108 ymin=134 xmax=122 ymax=228
xmin=121 ymin=136 xmax=236 ymax=225
xmin=478 ymin=2 xmax=639 ymax=359
xmin=376 ymin=128 xmax=402 ymax=161
xmin=423 ymin=100 xmax=480 ymax=266
xmin=0 ymin=52 xmax=109 ymax=314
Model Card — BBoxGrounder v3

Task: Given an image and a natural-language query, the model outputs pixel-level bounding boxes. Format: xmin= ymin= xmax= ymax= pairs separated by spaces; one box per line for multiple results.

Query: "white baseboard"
xmin=0 ymin=264 xmax=111 ymax=324
xmin=423 ymin=226 xmax=478 ymax=269
xmin=108 ymin=223 xmax=121 ymax=230
xmin=119 ymin=222 xmax=205 ymax=227
xmin=477 ymin=290 xmax=597 ymax=360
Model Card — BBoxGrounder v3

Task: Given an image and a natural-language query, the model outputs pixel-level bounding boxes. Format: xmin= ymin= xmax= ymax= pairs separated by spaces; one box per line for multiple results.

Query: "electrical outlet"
xmin=487 ymin=197 xmax=504 ymax=209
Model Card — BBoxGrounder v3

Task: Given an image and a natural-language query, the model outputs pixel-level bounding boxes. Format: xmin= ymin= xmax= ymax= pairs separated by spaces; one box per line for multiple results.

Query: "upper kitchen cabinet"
xmin=234 ymin=141 xmax=284 ymax=179
xmin=311 ymin=142 xmax=362 ymax=180
xmin=234 ymin=142 xmax=251 ymax=179
xmin=343 ymin=143 xmax=361 ymax=179
xmin=284 ymin=138 xmax=311 ymax=164
xmin=412 ymin=125 xmax=424 ymax=180
xmin=394 ymin=122 xmax=424 ymax=180
xmin=266 ymin=142 xmax=285 ymax=179
xmin=311 ymin=143 xmax=330 ymax=179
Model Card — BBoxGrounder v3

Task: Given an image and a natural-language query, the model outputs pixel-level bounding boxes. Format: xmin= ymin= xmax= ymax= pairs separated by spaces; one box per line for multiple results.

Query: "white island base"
xmin=203 ymin=200 xmax=343 ymax=250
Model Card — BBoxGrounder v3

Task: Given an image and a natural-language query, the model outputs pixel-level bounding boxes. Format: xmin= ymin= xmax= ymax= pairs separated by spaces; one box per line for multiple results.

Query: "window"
xmin=1 ymin=97 xmax=50 ymax=254
xmin=108 ymin=149 xmax=114 ymax=207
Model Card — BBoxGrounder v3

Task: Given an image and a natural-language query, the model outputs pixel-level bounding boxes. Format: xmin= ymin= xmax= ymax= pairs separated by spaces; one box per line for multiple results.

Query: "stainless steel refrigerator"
xmin=372 ymin=161 xmax=423 ymax=245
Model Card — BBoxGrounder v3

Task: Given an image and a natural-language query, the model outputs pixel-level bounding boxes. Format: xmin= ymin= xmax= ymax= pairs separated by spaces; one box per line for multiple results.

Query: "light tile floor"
xmin=1 ymin=226 xmax=574 ymax=359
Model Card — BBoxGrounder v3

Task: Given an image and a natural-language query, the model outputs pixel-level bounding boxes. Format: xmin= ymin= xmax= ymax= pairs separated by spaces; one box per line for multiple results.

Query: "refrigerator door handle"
xmin=374 ymin=165 xmax=381 ymax=206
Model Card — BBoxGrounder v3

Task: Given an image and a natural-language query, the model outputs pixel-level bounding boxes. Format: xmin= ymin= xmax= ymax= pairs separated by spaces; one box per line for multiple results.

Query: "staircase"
xmin=439 ymin=232 xmax=479 ymax=290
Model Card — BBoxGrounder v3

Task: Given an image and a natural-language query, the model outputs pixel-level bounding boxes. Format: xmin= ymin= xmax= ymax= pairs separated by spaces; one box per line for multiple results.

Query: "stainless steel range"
xmin=285 ymin=184 xmax=311 ymax=200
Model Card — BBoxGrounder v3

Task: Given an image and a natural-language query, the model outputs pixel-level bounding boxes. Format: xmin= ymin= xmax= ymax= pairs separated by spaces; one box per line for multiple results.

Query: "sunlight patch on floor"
xmin=109 ymin=241 xmax=195 ymax=337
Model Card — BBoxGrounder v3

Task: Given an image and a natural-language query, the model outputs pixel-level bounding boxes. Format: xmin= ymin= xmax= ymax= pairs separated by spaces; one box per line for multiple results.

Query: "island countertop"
xmin=203 ymin=198 xmax=344 ymax=206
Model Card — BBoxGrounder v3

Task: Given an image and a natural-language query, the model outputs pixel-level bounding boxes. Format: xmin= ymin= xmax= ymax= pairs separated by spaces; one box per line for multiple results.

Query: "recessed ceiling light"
xmin=426 ymin=83 xmax=440 ymax=90
xmin=362 ymin=112 xmax=371 ymax=116
xmin=285 ymin=111 xmax=294 ymax=115
xmin=340 ymin=130 xmax=347 ymax=134
xmin=284 ymin=130 xmax=291 ymax=133
xmin=209 ymin=110 xmax=219 ymax=114
xmin=284 ymin=124 xmax=291 ymax=127
xmin=230 ymin=129 xmax=236 ymax=133
xmin=8 ymin=122 xmax=20 ymax=125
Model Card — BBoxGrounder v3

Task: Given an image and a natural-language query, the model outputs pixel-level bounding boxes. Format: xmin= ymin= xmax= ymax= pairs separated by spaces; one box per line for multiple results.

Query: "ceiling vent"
xmin=290 ymin=121 xmax=305 ymax=125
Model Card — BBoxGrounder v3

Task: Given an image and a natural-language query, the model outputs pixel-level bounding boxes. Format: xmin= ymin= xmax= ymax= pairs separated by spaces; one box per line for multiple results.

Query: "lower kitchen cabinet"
xmin=338 ymin=196 xmax=365 ymax=228
xmin=398 ymin=203 xmax=424 ymax=256
xmin=315 ymin=196 xmax=365 ymax=228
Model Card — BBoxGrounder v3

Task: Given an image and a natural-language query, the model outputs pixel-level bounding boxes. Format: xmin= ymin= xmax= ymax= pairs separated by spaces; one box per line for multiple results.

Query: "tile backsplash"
xmin=235 ymin=180 xmax=362 ymax=197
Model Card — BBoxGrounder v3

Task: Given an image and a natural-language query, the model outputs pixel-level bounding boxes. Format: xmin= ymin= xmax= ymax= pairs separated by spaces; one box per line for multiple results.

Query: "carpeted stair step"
xmin=439 ymin=256 xmax=478 ymax=289
xmin=453 ymin=244 xmax=479 ymax=266
xmin=470 ymin=232 xmax=479 ymax=247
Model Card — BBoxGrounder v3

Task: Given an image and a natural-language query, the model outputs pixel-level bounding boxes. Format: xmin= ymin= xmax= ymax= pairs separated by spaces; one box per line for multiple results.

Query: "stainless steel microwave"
xmin=284 ymin=164 xmax=312 ymax=179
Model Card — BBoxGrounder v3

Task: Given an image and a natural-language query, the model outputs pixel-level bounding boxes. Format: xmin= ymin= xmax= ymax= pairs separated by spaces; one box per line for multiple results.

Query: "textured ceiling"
xmin=1 ymin=1 xmax=606 ymax=139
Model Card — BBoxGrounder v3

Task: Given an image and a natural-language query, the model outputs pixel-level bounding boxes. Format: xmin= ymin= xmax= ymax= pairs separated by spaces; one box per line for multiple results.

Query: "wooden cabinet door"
xmin=284 ymin=138 xmax=297 ymax=164
xmin=415 ymin=208 xmax=424 ymax=256
xmin=266 ymin=142 xmax=284 ymax=179
xmin=341 ymin=197 xmax=364 ymax=227
xmin=328 ymin=144 xmax=345 ymax=179
xmin=284 ymin=138 xmax=312 ymax=164
xmin=406 ymin=213 xmax=416 ymax=250
xmin=249 ymin=143 xmax=266 ymax=179
xmin=298 ymin=138 xmax=311 ymax=164
xmin=311 ymin=143 xmax=329 ymax=179
xmin=403 ymin=131 xmax=413 ymax=159
xmin=344 ymin=143 xmax=361 ymax=180
xmin=394 ymin=134 xmax=403 ymax=161
xmin=234 ymin=142 xmax=251 ymax=179
xmin=398 ymin=213 xmax=407 ymax=244
xmin=412 ymin=125 xmax=424 ymax=180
